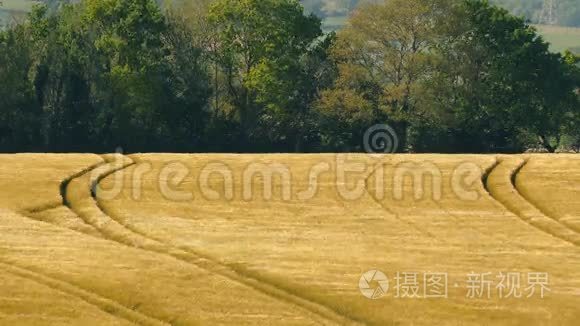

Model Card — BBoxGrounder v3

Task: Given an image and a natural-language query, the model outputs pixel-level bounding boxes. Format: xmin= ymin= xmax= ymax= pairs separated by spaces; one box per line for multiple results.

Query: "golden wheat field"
xmin=0 ymin=153 xmax=579 ymax=325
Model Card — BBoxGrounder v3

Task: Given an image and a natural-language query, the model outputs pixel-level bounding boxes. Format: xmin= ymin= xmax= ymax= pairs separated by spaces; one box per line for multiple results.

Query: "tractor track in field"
xmin=7 ymin=154 xmax=580 ymax=324
xmin=514 ymin=161 xmax=580 ymax=235
xmin=62 ymin=154 xmax=364 ymax=326
xmin=483 ymin=156 xmax=580 ymax=247
xmin=363 ymin=160 xmax=441 ymax=242
xmin=20 ymin=160 xmax=105 ymax=216
xmin=8 ymin=158 xmax=170 ymax=325
xmin=0 ymin=260 xmax=168 ymax=326
xmin=21 ymin=159 xmax=108 ymax=238
xmin=24 ymin=205 xmax=104 ymax=238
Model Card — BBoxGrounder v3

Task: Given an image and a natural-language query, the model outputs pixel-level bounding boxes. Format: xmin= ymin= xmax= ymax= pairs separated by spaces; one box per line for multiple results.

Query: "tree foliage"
xmin=422 ymin=0 xmax=579 ymax=152
xmin=317 ymin=0 xmax=452 ymax=151
xmin=206 ymin=0 xmax=323 ymax=150
xmin=1 ymin=0 xmax=210 ymax=152
xmin=0 ymin=0 xmax=578 ymax=153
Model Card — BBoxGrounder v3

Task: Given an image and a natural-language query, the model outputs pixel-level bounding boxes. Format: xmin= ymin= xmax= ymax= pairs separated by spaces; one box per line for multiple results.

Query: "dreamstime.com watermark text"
xmin=94 ymin=154 xmax=485 ymax=203
xmin=95 ymin=124 xmax=485 ymax=203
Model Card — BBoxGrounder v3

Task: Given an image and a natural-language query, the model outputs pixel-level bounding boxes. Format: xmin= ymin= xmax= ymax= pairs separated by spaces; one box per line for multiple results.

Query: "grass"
xmin=534 ymin=25 xmax=580 ymax=53
xmin=1 ymin=154 xmax=580 ymax=324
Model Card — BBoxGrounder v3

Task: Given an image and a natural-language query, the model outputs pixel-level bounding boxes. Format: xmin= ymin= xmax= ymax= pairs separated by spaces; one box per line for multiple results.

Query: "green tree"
xmin=0 ymin=24 xmax=41 ymax=151
xmin=425 ymin=0 xmax=579 ymax=152
xmin=10 ymin=0 xmax=210 ymax=152
xmin=28 ymin=4 xmax=98 ymax=151
xmin=89 ymin=0 xmax=210 ymax=151
xmin=246 ymin=34 xmax=337 ymax=151
xmin=207 ymin=0 xmax=322 ymax=150
xmin=563 ymin=50 xmax=580 ymax=150
xmin=317 ymin=0 xmax=452 ymax=152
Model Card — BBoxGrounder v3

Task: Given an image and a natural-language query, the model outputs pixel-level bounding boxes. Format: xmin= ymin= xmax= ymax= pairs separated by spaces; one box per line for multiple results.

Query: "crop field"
xmin=534 ymin=25 xmax=580 ymax=53
xmin=0 ymin=154 xmax=579 ymax=325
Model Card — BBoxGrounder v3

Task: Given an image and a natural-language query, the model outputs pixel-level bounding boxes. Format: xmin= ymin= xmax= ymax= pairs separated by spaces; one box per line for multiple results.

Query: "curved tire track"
xmin=26 ymin=205 xmax=103 ymax=238
xmin=18 ymin=158 xmax=103 ymax=215
xmin=66 ymin=154 xmax=362 ymax=326
xmin=484 ymin=156 xmax=580 ymax=247
xmin=6 ymin=158 xmax=168 ymax=325
xmin=20 ymin=160 xmax=107 ymax=238
xmin=0 ymin=260 xmax=167 ymax=326
xmin=515 ymin=159 xmax=580 ymax=235
xmin=363 ymin=160 xmax=440 ymax=241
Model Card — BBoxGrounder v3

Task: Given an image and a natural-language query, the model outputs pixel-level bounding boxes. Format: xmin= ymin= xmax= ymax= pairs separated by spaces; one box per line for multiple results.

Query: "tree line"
xmin=0 ymin=0 xmax=578 ymax=153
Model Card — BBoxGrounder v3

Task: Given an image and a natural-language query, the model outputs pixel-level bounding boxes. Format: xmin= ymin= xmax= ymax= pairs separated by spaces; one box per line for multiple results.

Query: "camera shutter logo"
xmin=359 ymin=270 xmax=389 ymax=299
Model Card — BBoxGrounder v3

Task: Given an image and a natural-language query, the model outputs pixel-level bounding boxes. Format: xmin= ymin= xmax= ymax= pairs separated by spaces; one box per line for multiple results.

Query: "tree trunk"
xmin=539 ymin=135 xmax=556 ymax=153
xmin=396 ymin=120 xmax=409 ymax=153
xmin=294 ymin=133 xmax=303 ymax=153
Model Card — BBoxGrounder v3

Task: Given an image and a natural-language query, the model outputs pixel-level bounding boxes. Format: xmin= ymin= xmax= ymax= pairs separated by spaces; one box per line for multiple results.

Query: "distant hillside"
xmin=490 ymin=0 xmax=580 ymax=27
xmin=302 ymin=0 xmax=580 ymax=27
xmin=301 ymin=0 xmax=580 ymax=53
xmin=3 ymin=1 xmax=579 ymax=27
xmin=534 ymin=24 xmax=580 ymax=54
xmin=0 ymin=0 xmax=40 ymax=26
xmin=0 ymin=0 xmax=74 ymax=26
xmin=2 ymin=0 xmax=579 ymax=53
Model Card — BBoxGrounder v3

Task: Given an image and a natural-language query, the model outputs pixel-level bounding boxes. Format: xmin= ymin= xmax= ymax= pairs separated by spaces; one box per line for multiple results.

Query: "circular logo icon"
xmin=359 ymin=269 xmax=389 ymax=299
xmin=363 ymin=124 xmax=399 ymax=154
